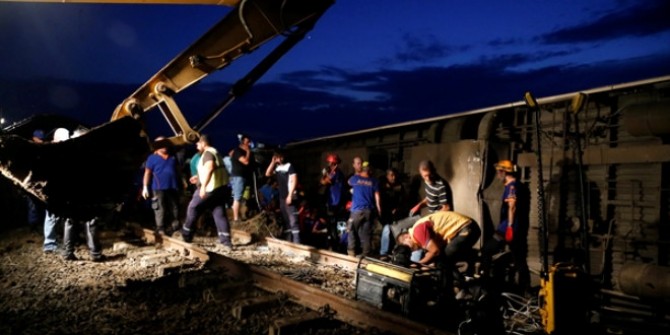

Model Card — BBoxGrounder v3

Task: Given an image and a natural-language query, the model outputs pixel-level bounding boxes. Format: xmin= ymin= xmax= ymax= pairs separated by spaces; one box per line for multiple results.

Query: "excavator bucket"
xmin=0 ymin=116 xmax=150 ymax=220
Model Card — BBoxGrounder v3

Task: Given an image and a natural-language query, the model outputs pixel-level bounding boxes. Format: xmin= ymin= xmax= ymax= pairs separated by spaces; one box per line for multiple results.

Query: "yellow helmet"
xmin=495 ymin=159 xmax=515 ymax=173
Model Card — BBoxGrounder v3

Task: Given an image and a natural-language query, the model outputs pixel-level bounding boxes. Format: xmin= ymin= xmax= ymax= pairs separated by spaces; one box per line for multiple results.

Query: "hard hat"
xmin=325 ymin=153 xmax=341 ymax=164
xmin=53 ymin=128 xmax=70 ymax=142
xmin=32 ymin=129 xmax=44 ymax=140
xmin=494 ymin=159 xmax=515 ymax=173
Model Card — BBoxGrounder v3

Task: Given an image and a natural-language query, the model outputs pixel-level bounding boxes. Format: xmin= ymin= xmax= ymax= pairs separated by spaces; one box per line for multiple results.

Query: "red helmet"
xmin=326 ymin=153 xmax=341 ymax=164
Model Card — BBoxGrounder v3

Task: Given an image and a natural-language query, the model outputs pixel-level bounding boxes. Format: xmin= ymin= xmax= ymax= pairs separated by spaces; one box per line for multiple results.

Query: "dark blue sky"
xmin=1 ymin=0 xmax=669 ymax=148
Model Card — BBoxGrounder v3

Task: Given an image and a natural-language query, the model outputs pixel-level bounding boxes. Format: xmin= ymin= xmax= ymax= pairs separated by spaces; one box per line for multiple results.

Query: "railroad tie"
xmin=269 ymin=311 xmax=325 ymax=335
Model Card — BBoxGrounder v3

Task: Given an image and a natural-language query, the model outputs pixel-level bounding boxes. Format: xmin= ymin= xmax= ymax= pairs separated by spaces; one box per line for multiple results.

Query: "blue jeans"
xmin=43 ymin=210 xmax=60 ymax=251
xmin=380 ymin=216 xmax=423 ymax=262
xmin=380 ymin=224 xmax=394 ymax=255
xmin=230 ymin=176 xmax=245 ymax=201
xmin=64 ymin=217 xmax=102 ymax=258
xmin=27 ymin=196 xmax=44 ymax=227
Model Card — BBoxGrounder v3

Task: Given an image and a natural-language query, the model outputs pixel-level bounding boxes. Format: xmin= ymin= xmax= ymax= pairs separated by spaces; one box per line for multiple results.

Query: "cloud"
xmin=377 ymin=33 xmax=470 ymax=65
xmin=487 ymin=38 xmax=523 ymax=47
xmin=211 ymin=50 xmax=666 ymax=145
xmin=542 ymin=0 xmax=670 ymax=44
xmin=3 ymin=50 xmax=669 ymax=147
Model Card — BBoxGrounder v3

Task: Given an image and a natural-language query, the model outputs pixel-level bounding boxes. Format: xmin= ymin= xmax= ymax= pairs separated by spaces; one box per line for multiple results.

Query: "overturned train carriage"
xmin=286 ymin=76 xmax=670 ymax=305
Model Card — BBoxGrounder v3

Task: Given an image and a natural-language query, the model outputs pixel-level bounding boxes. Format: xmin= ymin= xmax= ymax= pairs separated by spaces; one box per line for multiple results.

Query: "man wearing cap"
xmin=482 ymin=159 xmax=530 ymax=291
xmin=141 ymin=136 xmax=183 ymax=236
xmin=346 ymin=161 xmax=381 ymax=257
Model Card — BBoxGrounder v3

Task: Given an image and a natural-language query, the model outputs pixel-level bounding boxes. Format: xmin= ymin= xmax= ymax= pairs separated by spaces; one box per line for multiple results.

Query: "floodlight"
xmin=524 ymin=91 xmax=539 ymax=109
xmin=570 ymin=93 xmax=587 ymax=114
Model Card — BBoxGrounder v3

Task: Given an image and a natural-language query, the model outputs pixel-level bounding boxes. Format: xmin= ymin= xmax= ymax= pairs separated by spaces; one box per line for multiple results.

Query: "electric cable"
xmin=500 ymin=291 xmax=543 ymax=334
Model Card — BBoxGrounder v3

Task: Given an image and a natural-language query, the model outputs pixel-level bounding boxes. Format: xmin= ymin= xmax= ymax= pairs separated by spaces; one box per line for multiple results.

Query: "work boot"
xmin=62 ymin=252 xmax=77 ymax=261
xmin=91 ymin=254 xmax=106 ymax=262
xmin=219 ymin=237 xmax=233 ymax=248
xmin=170 ymin=224 xmax=181 ymax=237
xmin=180 ymin=229 xmax=193 ymax=243
xmin=218 ymin=243 xmax=233 ymax=253
xmin=43 ymin=247 xmax=58 ymax=254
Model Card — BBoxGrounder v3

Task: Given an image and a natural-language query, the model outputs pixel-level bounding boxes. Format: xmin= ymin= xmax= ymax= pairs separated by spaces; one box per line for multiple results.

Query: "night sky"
xmin=1 ymin=0 xmax=669 ymax=149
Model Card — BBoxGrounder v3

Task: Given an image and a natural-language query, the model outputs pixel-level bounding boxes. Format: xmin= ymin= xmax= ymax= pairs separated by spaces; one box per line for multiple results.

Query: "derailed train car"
xmin=285 ymin=75 xmax=670 ymax=331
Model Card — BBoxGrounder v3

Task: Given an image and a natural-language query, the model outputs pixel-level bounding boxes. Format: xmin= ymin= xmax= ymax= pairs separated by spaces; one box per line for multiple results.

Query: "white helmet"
xmin=53 ymin=128 xmax=70 ymax=142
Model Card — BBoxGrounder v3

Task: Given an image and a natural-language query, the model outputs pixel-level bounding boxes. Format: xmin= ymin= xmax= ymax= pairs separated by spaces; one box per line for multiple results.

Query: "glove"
xmin=142 ymin=185 xmax=150 ymax=199
xmin=505 ymin=225 xmax=514 ymax=243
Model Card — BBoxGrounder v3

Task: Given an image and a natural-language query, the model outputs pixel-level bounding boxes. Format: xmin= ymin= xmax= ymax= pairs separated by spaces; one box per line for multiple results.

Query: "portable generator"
xmin=355 ymin=257 xmax=445 ymax=318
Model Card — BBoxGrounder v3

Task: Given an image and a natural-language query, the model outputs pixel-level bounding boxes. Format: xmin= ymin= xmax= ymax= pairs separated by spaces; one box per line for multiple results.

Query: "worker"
xmin=320 ymin=153 xmax=346 ymax=250
xmin=346 ymin=161 xmax=381 ymax=257
xmin=42 ymin=128 xmax=70 ymax=254
xmin=229 ymin=134 xmax=255 ymax=223
xmin=181 ymin=134 xmax=233 ymax=250
xmin=378 ymin=168 xmax=407 ymax=259
xmin=320 ymin=153 xmax=346 ymax=218
xmin=396 ymin=210 xmax=480 ymax=267
xmin=396 ymin=209 xmax=481 ymax=306
xmin=142 ymin=136 xmax=183 ymax=236
xmin=265 ymin=149 xmax=301 ymax=244
xmin=481 ymin=159 xmax=531 ymax=292
xmin=409 ymin=160 xmax=451 ymax=216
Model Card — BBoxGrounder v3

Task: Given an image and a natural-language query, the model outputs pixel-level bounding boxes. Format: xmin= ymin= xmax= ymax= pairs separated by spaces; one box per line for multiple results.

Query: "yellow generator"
xmin=540 ymin=263 xmax=590 ymax=334
xmin=355 ymin=257 xmax=444 ymax=318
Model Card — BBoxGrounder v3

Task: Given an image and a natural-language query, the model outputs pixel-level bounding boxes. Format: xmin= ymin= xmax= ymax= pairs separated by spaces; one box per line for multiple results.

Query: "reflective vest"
xmin=410 ymin=211 xmax=472 ymax=244
xmin=198 ymin=147 xmax=228 ymax=192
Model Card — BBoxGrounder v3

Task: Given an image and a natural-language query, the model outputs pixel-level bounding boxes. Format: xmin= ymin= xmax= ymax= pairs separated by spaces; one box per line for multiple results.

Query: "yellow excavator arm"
xmin=2 ymin=0 xmax=333 ymax=145
xmin=111 ymin=0 xmax=333 ymax=144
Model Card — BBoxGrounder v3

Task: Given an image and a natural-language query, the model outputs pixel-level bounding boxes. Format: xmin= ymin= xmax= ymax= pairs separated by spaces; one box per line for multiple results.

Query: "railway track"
xmin=129 ymin=226 xmax=453 ymax=335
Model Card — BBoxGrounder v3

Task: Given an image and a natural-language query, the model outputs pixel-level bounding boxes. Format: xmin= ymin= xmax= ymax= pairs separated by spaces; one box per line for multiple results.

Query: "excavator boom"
xmin=111 ymin=0 xmax=333 ymax=144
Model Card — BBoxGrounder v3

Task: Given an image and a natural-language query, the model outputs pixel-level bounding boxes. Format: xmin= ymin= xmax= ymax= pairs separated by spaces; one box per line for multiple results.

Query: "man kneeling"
xmin=396 ymin=210 xmax=480 ymax=287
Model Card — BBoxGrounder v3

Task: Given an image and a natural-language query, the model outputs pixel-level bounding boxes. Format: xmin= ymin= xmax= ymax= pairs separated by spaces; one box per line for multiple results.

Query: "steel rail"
xmin=136 ymin=227 xmax=210 ymax=262
xmin=136 ymin=228 xmax=453 ymax=335
xmin=206 ymin=250 xmax=453 ymax=335
xmin=265 ymin=237 xmax=359 ymax=271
